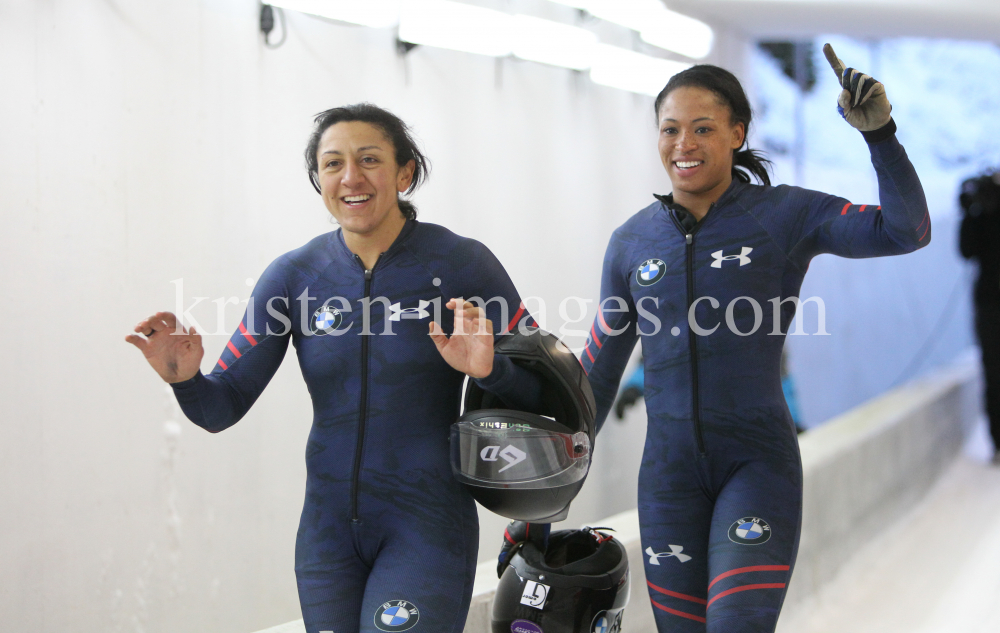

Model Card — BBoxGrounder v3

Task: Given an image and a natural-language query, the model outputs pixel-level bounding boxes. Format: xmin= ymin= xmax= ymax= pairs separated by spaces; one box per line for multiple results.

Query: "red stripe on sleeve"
xmin=707 ymin=583 xmax=786 ymax=608
xmin=226 ymin=341 xmax=242 ymax=359
xmin=859 ymin=204 xmax=868 ymax=213
xmin=650 ymin=599 xmax=706 ymax=623
xmin=708 ymin=565 xmax=790 ymax=590
xmin=239 ymin=322 xmax=257 ymax=346
xmin=597 ymin=308 xmax=611 ymax=334
xmin=590 ymin=323 xmax=603 ymax=349
xmin=584 ymin=344 xmax=596 ymax=364
xmin=505 ymin=303 xmax=526 ymax=334
xmin=217 ymin=359 xmax=228 ymax=371
xmin=647 ymin=580 xmax=708 ymax=605
xmin=840 ymin=203 xmax=851 ymax=215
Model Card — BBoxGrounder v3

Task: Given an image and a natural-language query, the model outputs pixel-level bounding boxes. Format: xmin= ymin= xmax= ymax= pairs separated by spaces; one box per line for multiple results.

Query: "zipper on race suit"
xmin=351 ymin=253 xmax=381 ymax=522
xmin=669 ymin=207 xmax=709 ymax=455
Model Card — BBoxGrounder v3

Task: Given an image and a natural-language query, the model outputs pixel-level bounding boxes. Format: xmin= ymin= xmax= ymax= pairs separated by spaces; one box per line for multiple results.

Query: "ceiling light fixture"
xmin=510 ymin=15 xmax=598 ymax=70
xmin=590 ymin=44 xmax=690 ymax=96
xmin=399 ymin=0 xmax=514 ymax=58
xmin=265 ymin=0 xmax=401 ymax=29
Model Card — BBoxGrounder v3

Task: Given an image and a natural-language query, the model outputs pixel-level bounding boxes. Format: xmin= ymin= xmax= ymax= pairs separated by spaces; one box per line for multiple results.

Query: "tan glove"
xmin=823 ymin=43 xmax=892 ymax=132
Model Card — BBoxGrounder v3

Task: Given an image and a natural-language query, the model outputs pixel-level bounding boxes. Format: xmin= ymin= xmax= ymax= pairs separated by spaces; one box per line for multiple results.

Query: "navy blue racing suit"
xmin=581 ymin=126 xmax=930 ymax=632
xmin=171 ymin=220 xmax=536 ymax=633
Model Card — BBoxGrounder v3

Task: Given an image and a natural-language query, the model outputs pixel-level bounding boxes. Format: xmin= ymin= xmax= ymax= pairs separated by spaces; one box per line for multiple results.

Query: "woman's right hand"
xmin=125 ymin=311 xmax=204 ymax=383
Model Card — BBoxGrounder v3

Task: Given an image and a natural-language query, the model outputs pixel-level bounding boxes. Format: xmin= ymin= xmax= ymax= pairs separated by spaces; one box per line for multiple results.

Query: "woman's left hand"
xmin=823 ymin=43 xmax=892 ymax=132
xmin=429 ymin=298 xmax=495 ymax=379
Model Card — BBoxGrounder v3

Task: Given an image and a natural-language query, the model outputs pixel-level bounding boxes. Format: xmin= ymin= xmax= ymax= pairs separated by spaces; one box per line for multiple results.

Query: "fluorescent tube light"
xmin=589 ymin=44 xmax=690 ymax=96
xmin=543 ymin=0 xmax=714 ymax=59
xmin=640 ymin=10 xmax=714 ymax=59
xmin=267 ymin=0 xmax=401 ymax=29
xmin=583 ymin=0 xmax=664 ymax=32
xmin=543 ymin=0 xmax=590 ymax=9
xmin=399 ymin=0 xmax=514 ymax=58
xmin=511 ymin=15 xmax=597 ymax=70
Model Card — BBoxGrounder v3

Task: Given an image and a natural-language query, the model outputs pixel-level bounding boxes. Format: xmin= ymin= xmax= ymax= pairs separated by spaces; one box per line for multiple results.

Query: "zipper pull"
xmin=365 ymin=269 xmax=372 ymax=281
xmin=686 ymin=234 xmax=693 ymax=245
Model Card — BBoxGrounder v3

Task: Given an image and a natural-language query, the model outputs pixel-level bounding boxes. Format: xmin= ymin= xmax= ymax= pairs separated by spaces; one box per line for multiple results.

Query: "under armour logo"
xmin=710 ymin=247 xmax=753 ymax=268
xmin=389 ymin=300 xmax=431 ymax=321
xmin=480 ymin=445 xmax=527 ymax=472
xmin=646 ymin=545 xmax=692 ymax=564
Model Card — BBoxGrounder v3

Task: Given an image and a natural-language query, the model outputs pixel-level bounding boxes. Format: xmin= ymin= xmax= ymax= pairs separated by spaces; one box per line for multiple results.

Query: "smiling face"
xmin=316 ymin=121 xmax=415 ymax=240
xmin=657 ymin=86 xmax=745 ymax=213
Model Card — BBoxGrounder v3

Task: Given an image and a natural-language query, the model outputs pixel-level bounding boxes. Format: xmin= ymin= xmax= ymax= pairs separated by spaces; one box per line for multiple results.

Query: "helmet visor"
xmin=450 ymin=418 xmax=591 ymax=489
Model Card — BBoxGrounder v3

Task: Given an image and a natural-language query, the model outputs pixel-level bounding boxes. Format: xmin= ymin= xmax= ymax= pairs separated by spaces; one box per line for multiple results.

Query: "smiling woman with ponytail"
xmin=576 ymin=52 xmax=932 ymax=633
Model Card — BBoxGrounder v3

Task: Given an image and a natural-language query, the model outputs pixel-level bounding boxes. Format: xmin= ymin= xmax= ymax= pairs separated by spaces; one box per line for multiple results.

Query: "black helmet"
xmin=450 ymin=328 xmax=597 ymax=521
xmin=492 ymin=527 xmax=630 ymax=633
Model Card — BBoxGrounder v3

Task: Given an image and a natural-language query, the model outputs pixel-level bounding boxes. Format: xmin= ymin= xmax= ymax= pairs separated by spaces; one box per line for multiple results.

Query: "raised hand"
xmin=823 ymin=43 xmax=892 ymax=132
xmin=125 ymin=311 xmax=204 ymax=383
xmin=429 ymin=298 xmax=494 ymax=379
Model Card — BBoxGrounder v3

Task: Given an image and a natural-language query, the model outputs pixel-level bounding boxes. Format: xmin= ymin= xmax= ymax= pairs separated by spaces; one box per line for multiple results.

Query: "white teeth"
xmin=343 ymin=194 xmax=372 ymax=202
xmin=676 ymin=161 xmax=702 ymax=169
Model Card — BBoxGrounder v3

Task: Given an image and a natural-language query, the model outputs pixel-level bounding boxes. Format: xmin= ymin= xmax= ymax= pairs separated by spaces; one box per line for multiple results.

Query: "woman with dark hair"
xmin=580 ymin=48 xmax=930 ymax=631
xmin=126 ymin=103 xmax=538 ymax=633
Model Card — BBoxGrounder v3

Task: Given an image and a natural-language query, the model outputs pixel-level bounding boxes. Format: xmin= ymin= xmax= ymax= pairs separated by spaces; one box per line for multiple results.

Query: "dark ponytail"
xmin=305 ymin=103 xmax=430 ymax=220
xmin=654 ymin=65 xmax=772 ymax=187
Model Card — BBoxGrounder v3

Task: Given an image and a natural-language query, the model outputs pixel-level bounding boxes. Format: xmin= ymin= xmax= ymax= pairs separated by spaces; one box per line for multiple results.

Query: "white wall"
xmin=0 ymin=1 xmax=747 ymax=631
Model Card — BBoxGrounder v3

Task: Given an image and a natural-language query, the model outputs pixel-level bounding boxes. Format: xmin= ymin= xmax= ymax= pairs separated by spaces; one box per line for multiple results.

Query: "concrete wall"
xmin=786 ymin=353 xmax=981 ymax=607
xmin=0 ymin=2 xmax=747 ymax=632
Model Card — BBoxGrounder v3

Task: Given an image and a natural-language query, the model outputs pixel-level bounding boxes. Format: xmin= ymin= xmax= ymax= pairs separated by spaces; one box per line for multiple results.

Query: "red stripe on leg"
xmin=646 ymin=580 xmax=708 ymax=605
xmin=650 ymin=598 xmax=706 ymax=623
xmin=708 ymin=565 xmax=790 ymax=590
xmin=707 ymin=583 xmax=786 ymax=608
xmin=840 ymin=203 xmax=851 ymax=215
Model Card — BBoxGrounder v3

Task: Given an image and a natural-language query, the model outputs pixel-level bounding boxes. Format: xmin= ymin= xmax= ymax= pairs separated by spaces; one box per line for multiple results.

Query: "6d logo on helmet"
xmin=480 ymin=445 xmax=527 ymax=473
xmin=592 ymin=609 xmax=623 ymax=633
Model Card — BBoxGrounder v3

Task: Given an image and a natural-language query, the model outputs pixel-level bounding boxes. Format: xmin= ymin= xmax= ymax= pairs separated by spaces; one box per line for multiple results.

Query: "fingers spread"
xmin=823 ymin=43 xmax=845 ymax=79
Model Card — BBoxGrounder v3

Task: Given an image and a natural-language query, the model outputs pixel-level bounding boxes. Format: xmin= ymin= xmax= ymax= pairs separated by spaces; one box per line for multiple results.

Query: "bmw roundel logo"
xmin=591 ymin=609 xmax=623 ymax=633
xmin=375 ymin=600 xmax=420 ymax=632
xmin=311 ymin=305 xmax=343 ymax=335
xmin=636 ymin=258 xmax=666 ymax=286
xmin=728 ymin=517 xmax=772 ymax=545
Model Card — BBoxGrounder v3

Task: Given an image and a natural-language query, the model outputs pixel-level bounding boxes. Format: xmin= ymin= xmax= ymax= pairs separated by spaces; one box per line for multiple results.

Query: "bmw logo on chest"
xmin=636 ymin=258 xmax=666 ymax=286
xmin=728 ymin=517 xmax=772 ymax=545
xmin=375 ymin=600 xmax=420 ymax=632
xmin=310 ymin=305 xmax=343 ymax=335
